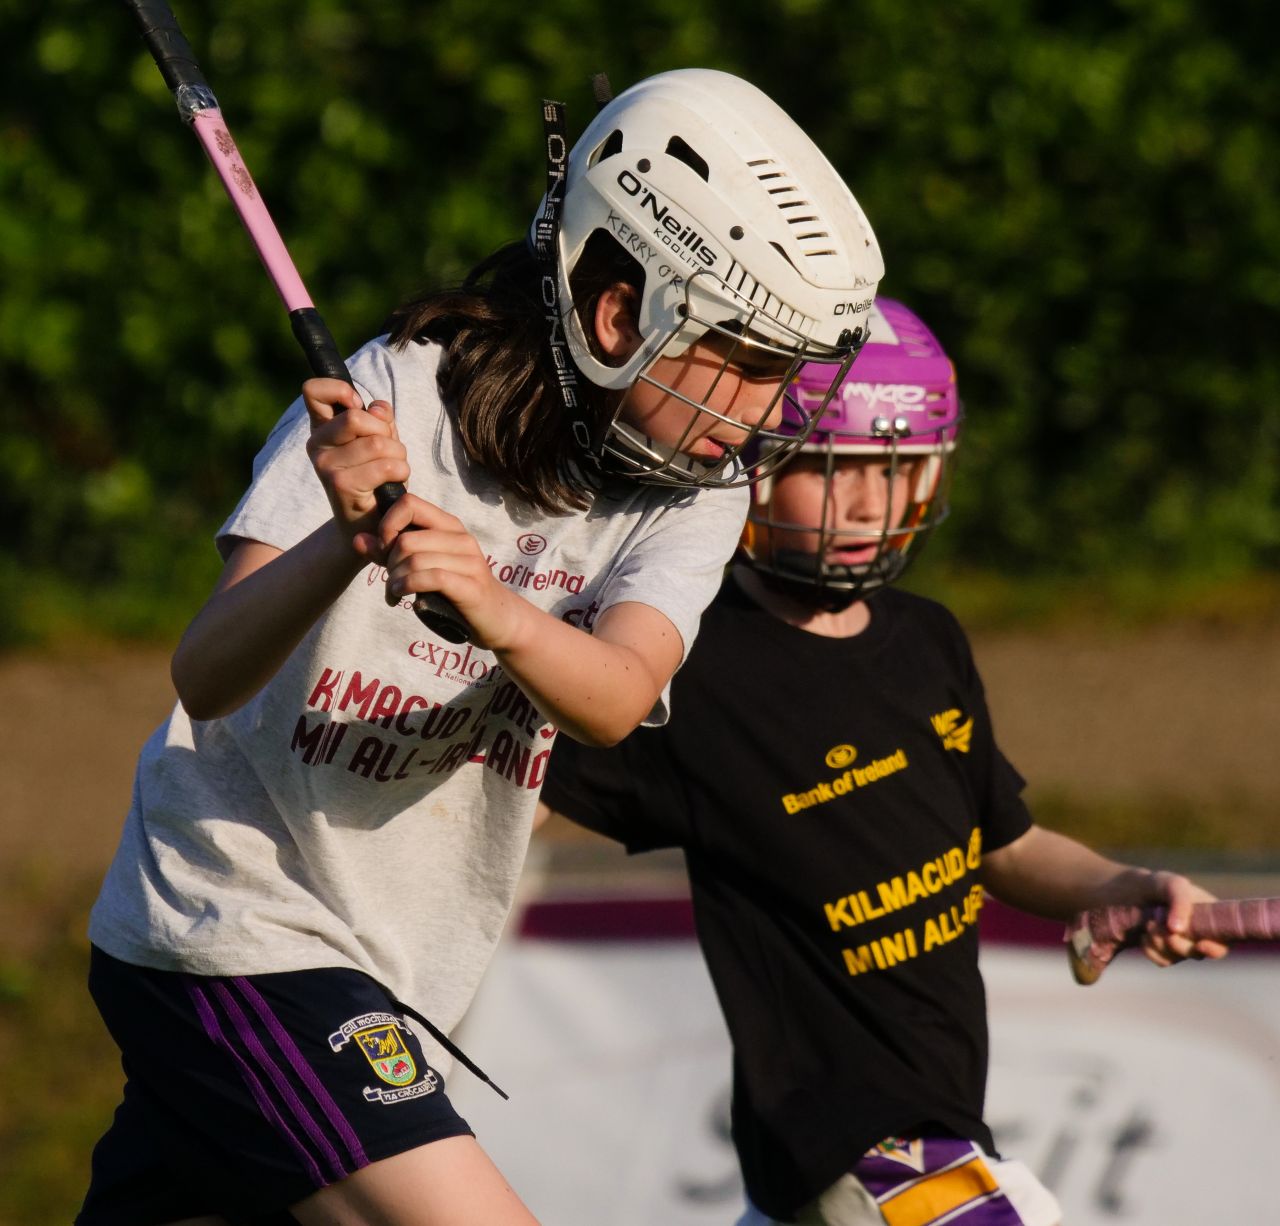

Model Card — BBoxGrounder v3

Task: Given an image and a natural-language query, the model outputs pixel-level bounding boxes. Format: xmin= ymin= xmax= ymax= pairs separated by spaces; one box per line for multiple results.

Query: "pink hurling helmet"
xmin=742 ymin=297 xmax=961 ymax=605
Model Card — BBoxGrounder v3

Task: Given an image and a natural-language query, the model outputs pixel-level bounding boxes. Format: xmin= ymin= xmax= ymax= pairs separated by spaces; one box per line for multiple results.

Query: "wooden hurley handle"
xmin=1066 ymin=897 xmax=1280 ymax=985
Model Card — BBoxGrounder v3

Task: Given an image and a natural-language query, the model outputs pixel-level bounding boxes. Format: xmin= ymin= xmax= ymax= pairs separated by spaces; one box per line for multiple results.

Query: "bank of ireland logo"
xmin=517 ymin=532 xmax=547 ymax=555
xmin=825 ymin=743 xmax=857 ymax=770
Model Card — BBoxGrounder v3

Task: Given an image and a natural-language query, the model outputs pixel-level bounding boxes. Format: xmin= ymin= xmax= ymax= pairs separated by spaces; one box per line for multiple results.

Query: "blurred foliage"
xmin=2 ymin=0 xmax=1279 ymax=646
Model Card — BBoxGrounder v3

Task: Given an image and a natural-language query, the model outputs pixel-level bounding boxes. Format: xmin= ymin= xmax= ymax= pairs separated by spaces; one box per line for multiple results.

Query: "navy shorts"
xmin=77 ymin=946 xmax=474 ymax=1225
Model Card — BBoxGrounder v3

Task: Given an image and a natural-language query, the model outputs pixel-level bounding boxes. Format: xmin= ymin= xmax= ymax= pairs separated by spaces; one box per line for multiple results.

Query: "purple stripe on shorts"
xmin=211 ymin=981 xmax=351 ymax=1184
xmin=855 ymin=1137 xmax=980 ymax=1196
xmin=186 ymin=981 xmax=329 ymax=1189
xmin=230 ymin=975 xmax=369 ymax=1170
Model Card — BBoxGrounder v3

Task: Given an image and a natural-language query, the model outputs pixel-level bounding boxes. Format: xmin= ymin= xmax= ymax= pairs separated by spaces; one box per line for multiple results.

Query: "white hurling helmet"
xmin=535 ymin=68 xmax=885 ymax=488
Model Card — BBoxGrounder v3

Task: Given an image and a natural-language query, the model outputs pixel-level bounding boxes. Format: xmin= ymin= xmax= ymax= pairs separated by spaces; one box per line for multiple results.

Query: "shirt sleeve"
xmin=214 ymin=341 xmax=390 ymax=559
xmin=981 ymin=744 xmax=1033 ymax=853
xmin=589 ymin=485 xmax=746 ymax=727
xmin=541 ymin=726 xmax=692 ymax=854
xmin=940 ymin=606 xmax=1033 ymax=853
xmin=596 ymin=486 xmax=747 ymax=669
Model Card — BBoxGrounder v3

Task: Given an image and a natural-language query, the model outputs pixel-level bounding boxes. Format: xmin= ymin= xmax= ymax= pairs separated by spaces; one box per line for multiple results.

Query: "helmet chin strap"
xmin=758 ymin=572 xmax=866 ymax=613
xmin=530 ymin=98 xmax=600 ymax=466
xmin=759 ymin=552 xmax=869 ymax=612
xmin=760 ymin=547 xmax=913 ymax=611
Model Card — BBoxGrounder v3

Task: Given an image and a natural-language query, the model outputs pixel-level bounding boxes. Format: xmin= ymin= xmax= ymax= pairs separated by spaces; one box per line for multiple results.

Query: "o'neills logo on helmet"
xmin=615 ymin=169 xmax=719 ymax=267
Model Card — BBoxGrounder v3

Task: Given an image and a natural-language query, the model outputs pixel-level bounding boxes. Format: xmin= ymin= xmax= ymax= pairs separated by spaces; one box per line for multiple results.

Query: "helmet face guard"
xmin=533 ymin=69 xmax=884 ymax=489
xmin=598 ymin=270 xmax=865 ymax=488
xmin=742 ymin=298 xmax=961 ymax=605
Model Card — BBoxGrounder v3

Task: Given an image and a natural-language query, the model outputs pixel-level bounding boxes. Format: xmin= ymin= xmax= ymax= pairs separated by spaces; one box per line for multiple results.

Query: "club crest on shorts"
xmin=355 ymin=1023 xmax=417 ymax=1085
xmin=328 ymin=1010 xmax=440 ymax=1105
xmin=869 ymin=1136 xmax=926 ymax=1172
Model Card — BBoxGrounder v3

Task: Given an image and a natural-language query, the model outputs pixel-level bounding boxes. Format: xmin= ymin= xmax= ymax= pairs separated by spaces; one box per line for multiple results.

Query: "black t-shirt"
xmin=541 ymin=577 xmax=1033 ymax=1219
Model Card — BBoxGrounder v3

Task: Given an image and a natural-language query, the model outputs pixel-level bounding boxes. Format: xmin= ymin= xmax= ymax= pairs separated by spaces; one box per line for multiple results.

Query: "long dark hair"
xmin=386 ymin=233 xmax=645 ymax=514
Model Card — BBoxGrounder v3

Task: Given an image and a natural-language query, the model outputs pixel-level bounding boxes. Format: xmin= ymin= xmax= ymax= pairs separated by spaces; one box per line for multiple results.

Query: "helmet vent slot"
xmin=770 ymin=241 xmax=798 ymax=271
xmin=747 ymin=158 xmax=840 ymax=260
xmin=664 ymin=135 xmax=710 ymax=181
xmin=724 ymin=260 xmax=807 ymax=332
xmin=592 ymin=129 xmax=624 ymax=165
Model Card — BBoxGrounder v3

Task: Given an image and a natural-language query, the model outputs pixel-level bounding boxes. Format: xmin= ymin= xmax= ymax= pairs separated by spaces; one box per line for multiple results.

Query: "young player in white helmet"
xmin=546 ymin=68 xmax=881 ymax=487
xmin=77 ymin=70 xmax=881 ymax=1225
xmin=540 ymin=298 xmax=1227 ymax=1226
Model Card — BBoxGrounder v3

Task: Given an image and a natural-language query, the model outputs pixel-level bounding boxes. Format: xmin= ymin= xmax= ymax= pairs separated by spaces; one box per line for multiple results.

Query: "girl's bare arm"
xmin=171 ymin=529 xmax=362 ymax=720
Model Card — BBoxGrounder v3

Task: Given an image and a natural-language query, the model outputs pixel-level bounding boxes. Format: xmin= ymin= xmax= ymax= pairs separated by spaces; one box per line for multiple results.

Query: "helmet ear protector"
xmin=531 ymin=69 xmax=885 ymax=489
xmin=741 ymin=297 xmax=962 ymax=606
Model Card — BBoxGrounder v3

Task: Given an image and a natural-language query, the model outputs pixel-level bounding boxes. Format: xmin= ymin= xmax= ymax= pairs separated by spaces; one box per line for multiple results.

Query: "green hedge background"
xmin=3 ymin=7 xmax=1279 ymax=1219
xmin=3 ymin=0 xmax=1278 ymax=645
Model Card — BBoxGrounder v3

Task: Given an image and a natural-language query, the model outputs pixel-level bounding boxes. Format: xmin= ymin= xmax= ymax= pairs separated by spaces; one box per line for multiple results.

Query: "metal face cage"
xmin=598 ymin=270 xmax=866 ymax=489
xmin=743 ymin=410 xmax=960 ymax=606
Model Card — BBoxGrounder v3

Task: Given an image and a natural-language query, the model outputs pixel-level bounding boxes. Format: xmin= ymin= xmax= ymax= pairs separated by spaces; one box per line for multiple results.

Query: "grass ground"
xmin=0 ymin=877 xmax=119 ymax=1225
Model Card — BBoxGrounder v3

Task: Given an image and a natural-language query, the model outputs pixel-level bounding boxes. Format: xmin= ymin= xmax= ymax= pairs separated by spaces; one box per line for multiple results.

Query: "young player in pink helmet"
xmin=540 ymin=298 xmax=1226 ymax=1226
xmin=740 ymin=295 xmax=961 ymax=609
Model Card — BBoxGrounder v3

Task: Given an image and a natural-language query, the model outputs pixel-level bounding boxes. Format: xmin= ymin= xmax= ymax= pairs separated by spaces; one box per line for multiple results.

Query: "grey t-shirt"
xmin=89 ymin=336 xmax=745 ymax=1061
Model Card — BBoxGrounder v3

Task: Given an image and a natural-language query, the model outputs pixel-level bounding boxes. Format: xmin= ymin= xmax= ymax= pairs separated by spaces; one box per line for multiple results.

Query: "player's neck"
xmin=732 ymin=565 xmax=871 ymax=638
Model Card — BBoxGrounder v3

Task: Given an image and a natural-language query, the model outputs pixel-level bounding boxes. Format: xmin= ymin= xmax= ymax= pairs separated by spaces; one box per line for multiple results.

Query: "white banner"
xmin=451 ymin=921 xmax=1280 ymax=1224
xmin=982 ymin=947 xmax=1280 ymax=1225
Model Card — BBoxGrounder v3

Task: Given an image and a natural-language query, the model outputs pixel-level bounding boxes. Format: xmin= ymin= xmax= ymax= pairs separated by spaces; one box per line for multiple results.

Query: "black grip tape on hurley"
xmin=289 ymin=309 xmax=471 ymax=644
xmin=290 ymin=307 xmax=355 ymax=385
xmin=122 ymin=0 xmax=210 ymax=94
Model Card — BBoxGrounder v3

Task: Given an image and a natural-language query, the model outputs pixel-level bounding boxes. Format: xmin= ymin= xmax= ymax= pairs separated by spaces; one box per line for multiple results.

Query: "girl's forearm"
xmin=171 ymin=522 xmax=365 ymax=720
xmin=175 ymin=519 xmax=674 ymax=741
xmin=980 ymin=826 xmax=1158 ymax=922
xmin=492 ymin=601 xmax=677 ymax=747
